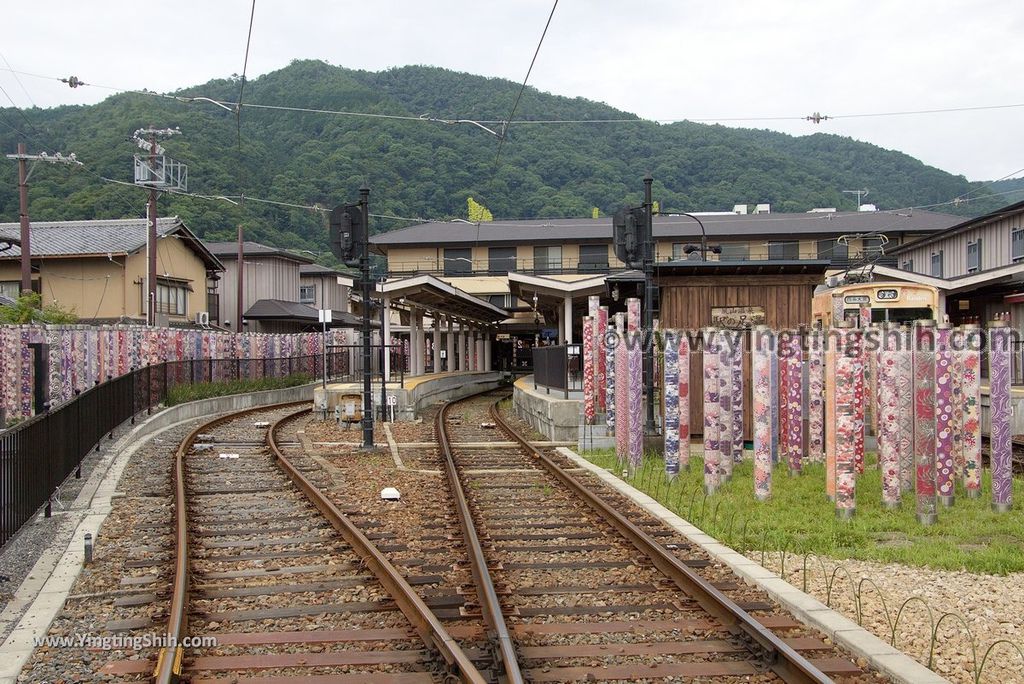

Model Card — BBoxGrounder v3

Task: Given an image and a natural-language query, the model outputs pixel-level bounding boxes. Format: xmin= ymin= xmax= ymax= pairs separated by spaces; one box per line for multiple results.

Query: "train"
xmin=811 ymin=281 xmax=940 ymax=328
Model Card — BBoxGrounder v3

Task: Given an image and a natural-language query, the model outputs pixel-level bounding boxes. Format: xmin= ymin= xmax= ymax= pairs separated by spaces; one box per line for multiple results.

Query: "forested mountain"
xmin=0 ymin=60 xmax=1013 ymax=258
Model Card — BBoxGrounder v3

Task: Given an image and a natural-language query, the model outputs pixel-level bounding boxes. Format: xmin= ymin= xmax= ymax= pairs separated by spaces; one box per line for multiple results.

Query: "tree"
xmin=467 ymin=196 xmax=494 ymax=223
xmin=0 ymin=293 xmax=79 ymax=324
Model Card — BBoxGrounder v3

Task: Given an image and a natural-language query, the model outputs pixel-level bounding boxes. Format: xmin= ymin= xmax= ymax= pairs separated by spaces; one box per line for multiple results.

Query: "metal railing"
xmin=532 ymin=345 xmax=585 ymax=398
xmin=0 ymin=353 xmax=334 ymax=549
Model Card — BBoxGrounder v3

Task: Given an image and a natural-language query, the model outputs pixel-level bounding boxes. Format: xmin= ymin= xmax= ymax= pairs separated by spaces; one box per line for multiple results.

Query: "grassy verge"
xmin=165 ymin=374 xmax=313 ymax=406
xmin=579 ymin=447 xmax=1024 ymax=575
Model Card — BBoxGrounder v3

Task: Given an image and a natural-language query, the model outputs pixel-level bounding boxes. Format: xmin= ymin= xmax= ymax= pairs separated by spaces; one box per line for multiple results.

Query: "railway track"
xmin=435 ymin=390 xmax=869 ymax=683
xmin=100 ymin=401 xmax=486 ymax=683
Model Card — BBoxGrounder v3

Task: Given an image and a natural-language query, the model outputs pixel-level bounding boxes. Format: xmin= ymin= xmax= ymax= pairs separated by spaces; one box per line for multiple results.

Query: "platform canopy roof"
xmin=377 ymin=274 xmax=508 ymax=324
xmin=872 ymin=262 xmax=1024 ymax=294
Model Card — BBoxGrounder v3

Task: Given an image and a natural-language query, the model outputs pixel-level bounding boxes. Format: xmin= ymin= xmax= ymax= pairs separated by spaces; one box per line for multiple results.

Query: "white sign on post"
xmin=318 ymin=309 xmax=333 ymax=324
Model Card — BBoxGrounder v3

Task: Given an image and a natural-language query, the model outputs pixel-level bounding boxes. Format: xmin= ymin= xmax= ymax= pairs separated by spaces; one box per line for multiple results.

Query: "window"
xmin=672 ymin=243 xmax=686 ymax=260
xmin=299 ymin=284 xmax=316 ymax=304
xmin=155 ymin=281 xmax=188 ymax=316
xmin=768 ymin=241 xmax=799 ymax=260
xmin=578 ymin=244 xmax=609 ymax=271
xmin=719 ymin=243 xmax=750 ymax=260
xmin=534 ymin=245 xmax=562 ymax=272
xmin=1013 ymin=228 xmax=1024 ymax=263
xmin=0 ymin=280 xmax=19 ymax=299
xmin=966 ymin=239 xmax=982 ymax=273
xmin=443 ymin=248 xmax=473 ymax=275
xmin=901 ymin=259 xmax=914 ymax=272
xmin=487 ymin=294 xmax=512 ymax=308
xmin=816 ymin=239 xmax=848 ymax=262
xmin=862 ymin=237 xmax=884 ymax=256
xmin=488 ymin=247 xmax=517 ymax=274
xmin=931 ymin=250 xmax=944 ymax=278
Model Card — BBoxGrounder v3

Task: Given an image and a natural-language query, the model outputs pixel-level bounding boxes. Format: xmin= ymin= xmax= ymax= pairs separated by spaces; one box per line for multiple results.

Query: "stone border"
xmin=555 ymin=446 xmax=950 ymax=684
xmin=0 ymin=383 xmax=317 ymax=684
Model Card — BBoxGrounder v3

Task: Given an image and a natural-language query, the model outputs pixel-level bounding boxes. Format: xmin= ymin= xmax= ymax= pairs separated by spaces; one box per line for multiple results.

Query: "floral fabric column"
xmin=913 ymin=321 xmax=938 ymax=525
xmin=752 ymin=326 xmax=774 ymax=501
xmin=782 ymin=331 xmax=803 ymax=474
xmin=605 ymin=320 xmax=616 ymax=432
xmin=730 ymin=332 xmax=744 ymax=464
xmin=718 ymin=331 xmax=734 ymax=481
xmin=627 ymin=299 xmax=643 ymax=471
xmin=597 ymin=306 xmax=608 ymax=413
xmin=835 ymin=326 xmax=858 ymax=517
xmin=934 ymin=324 xmax=956 ymax=505
xmin=895 ymin=327 xmax=915 ymax=495
xmin=852 ymin=328 xmax=865 ymax=474
xmin=678 ymin=333 xmax=691 ymax=470
xmin=703 ymin=328 xmax=721 ymax=494
xmin=663 ymin=330 xmax=680 ymax=477
xmin=961 ymin=324 xmax=982 ymax=497
xmin=989 ymin=321 xmax=1013 ymax=512
xmin=807 ymin=330 xmax=825 ymax=463
xmin=583 ymin=316 xmax=595 ymax=425
xmin=615 ymin=318 xmax=628 ymax=468
xmin=877 ymin=326 xmax=901 ymax=507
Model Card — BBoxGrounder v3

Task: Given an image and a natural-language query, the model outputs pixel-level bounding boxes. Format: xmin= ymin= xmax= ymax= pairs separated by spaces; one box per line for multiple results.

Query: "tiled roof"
xmin=205 ymin=241 xmax=315 ymax=263
xmin=0 ymin=217 xmax=182 ymax=257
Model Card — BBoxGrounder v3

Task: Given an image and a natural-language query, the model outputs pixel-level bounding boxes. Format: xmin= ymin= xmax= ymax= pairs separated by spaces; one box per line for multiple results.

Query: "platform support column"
xmin=431 ymin=313 xmax=441 ymax=373
xmin=563 ymin=295 xmax=573 ymax=345
xmin=474 ymin=329 xmax=483 ymax=371
xmin=446 ymin=315 xmax=455 ymax=372
xmin=484 ymin=330 xmax=492 ymax=371
xmin=382 ymin=296 xmax=391 ymax=380
xmin=461 ymin=322 xmax=469 ymax=372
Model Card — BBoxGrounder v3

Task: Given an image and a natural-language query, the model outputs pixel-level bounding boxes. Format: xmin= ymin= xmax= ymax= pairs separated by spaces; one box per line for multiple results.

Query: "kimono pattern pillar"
xmin=626 ymin=298 xmax=643 ymax=471
xmin=605 ymin=320 xmax=616 ymax=432
xmin=663 ymin=330 xmax=680 ymax=477
xmin=895 ymin=326 xmax=915 ymax=496
xmin=961 ymin=324 xmax=982 ymax=498
xmin=718 ymin=330 xmax=734 ymax=482
xmin=678 ymin=333 xmax=690 ymax=470
xmin=877 ymin=326 xmax=901 ymax=507
xmin=597 ymin=306 xmax=608 ymax=413
xmin=583 ymin=316 xmax=595 ymax=425
xmin=934 ymin=323 xmax=956 ymax=507
xmin=752 ymin=326 xmax=774 ymax=501
xmin=989 ymin=321 xmax=1013 ymax=512
xmin=807 ymin=329 xmax=825 ymax=463
xmin=782 ymin=331 xmax=803 ymax=475
xmin=835 ymin=326 xmax=859 ymax=518
xmin=730 ymin=331 xmax=744 ymax=464
xmin=913 ymin=320 xmax=938 ymax=525
xmin=702 ymin=328 xmax=721 ymax=494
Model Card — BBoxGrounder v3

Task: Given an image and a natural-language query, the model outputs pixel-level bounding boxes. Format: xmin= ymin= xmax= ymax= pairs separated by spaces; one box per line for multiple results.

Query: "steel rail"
xmin=154 ymin=401 xmax=486 ymax=684
xmin=487 ymin=396 xmax=836 ymax=684
xmin=268 ymin=407 xmax=487 ymax=684
xmin=154 ymin=401 xmax=308 ymax=683
xmin=436 ymin=398 xmax=526 ymax=684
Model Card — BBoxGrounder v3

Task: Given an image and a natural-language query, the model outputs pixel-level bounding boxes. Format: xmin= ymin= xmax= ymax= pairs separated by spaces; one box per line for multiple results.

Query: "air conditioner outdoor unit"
xmin=195 ymin=311 xmax=210 ymax=326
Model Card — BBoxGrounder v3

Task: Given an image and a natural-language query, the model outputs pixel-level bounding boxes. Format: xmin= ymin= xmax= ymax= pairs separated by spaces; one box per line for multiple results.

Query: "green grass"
xmin=580 ymin=447 xmax=1024 ymax=575
xmin=165 ymin=374 xmax=313 ymax=406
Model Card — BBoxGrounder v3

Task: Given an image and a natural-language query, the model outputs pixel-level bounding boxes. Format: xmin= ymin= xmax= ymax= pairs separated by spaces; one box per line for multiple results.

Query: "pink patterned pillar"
xmin=627 ymin=299 xmax=643 ymax=471
xmin=835 ymin=326 xmax=858 ymax=518
xmin=730 ymin=332 xmax=744 ymax=465
xmin=718 ymin=330 xmax=734 ymax=482
xmin=877 ymin=326 xmax=901 ymax=507
xmin=914 ymin=320 xmax=938 ymax=525
xmin=583 ymin=316 xmax=595 ymax=425
xmin=702 ymin=328 xmax=721 ymax=494
xmin=852 ymin=328 xmax=865 ymax=475
xmin=807 ymin=329 xmax=825 ymax=463
xmin=782 ymin=331 xmax=803 ymax=475
xmin=597 ymin=306 xmax=608 ymax=413
xmin=678 ymin=333 xmax=691 ymax=471
xmin=895 ymin=326 xmax=915 ymax=496
xmin=752 ymin=326 xmax=774 ymax=501
xmin=606 ymin=318 xmax=616 ymax=432
xmin=614 ymin=316 xmax=628 ymax=469
xmin=961 ymin=324 xmax=982 ymax=498
xmin=663 ymin=330 xmax=681 ymax=477
xmin=989 ymin=321 xmax=1013 ymax=512
xmin=934 ymin=323 xmax=956 ymax=507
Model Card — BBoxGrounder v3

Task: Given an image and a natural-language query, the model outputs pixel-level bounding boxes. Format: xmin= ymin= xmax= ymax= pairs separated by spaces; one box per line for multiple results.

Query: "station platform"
xmin=313 ymin=370 xmax=504 ymax=421
xmin=512 ymin=375 xmax=617 ymax=448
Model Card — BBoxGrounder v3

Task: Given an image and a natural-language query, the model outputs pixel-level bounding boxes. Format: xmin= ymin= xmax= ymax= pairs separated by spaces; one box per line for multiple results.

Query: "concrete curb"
xmin=0 ymin=383 xmax=317 ymax=684
xmin=555 ymin=446 xmax=950 ymax=684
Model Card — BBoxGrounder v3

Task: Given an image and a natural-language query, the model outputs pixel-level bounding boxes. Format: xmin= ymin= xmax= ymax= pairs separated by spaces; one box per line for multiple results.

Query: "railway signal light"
xmin=613 ymin=206 xmax=647 ymax=268
xmin=329 ymin=202 xmax=365 ymax=265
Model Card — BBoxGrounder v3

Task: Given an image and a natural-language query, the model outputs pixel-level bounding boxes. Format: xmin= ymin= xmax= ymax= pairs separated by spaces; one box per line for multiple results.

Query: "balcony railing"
xmin=387 ymin=251 xmax=894 ymax=276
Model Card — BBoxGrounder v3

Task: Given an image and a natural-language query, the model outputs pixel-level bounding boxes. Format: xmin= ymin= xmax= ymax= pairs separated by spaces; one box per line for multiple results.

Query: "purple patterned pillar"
xmin=615 ymin=318 xmax=628 ymax=468
xmin=950 ymin=327 xmax=965 ymax=481
xmin=752 ymin=326 xmax=774 ymax=501
xmin=703 ymin=328 xmax=721 ymax=494
xmin=852 ymin=328 xmax=865 ymax=475
xmin=583 ymin=316 xmax=595 ymax=425
xmin=731 ymin=332 xmax=744 ymax=465
xmin=770 ymin=348 xmax=780 ymax=465
xmin=989 ymin=321 xmax=1013 ymax=512
xmin=835 ymin=326 xmax=858 ymax=518
xmin=598 ymin=306 xmax=608 ymax=413
xmin=961 ymin=324 xmax=982 ymax=498
xmin=934 ymin=324 xmax=956 ymax=507
xmin=679 ymin=333 xmax=691 ymax=471
xmin=627 ymin=298 xmax=643 ymax=471
xmin=914 ymin=320 xmax=938 ymax=525
xmin=663 ymin=330 xmax=680 ymax=477
xmin=877 ymin=326 xmax=901 ymax=507
xmin=783 ymin=331 xmax=804 ymax=475
xmin=807 ymin=330 xmax=825 ymax=463
xmin=718 ymin=331 xmax=734 ymax=482
xmin=605 ymin=319 xmax=616 ymax=432
xmin=895 ymin=326 xmax=915 ymax=496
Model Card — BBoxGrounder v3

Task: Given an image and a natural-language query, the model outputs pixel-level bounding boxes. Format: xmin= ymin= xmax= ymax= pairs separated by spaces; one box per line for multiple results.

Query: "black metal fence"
xmin=0 ymin=353 xmax=330 ymax=549
xmin=533 ymin=345 xmax=577 ymax=398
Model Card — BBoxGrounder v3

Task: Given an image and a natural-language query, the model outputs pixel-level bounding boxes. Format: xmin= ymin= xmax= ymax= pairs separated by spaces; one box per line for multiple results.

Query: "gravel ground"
xmin=763 ymin=554 xmax=1024 ymax=683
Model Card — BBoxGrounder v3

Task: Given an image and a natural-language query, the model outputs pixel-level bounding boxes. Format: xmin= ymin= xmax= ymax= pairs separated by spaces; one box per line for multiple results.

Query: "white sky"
xmin=2 ymin=0 xmax=1022 ymax=181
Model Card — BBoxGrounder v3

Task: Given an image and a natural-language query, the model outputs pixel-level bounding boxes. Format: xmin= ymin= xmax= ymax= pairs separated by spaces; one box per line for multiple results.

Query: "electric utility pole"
xmin=132 ymin=126 xmax=186 ymax=326
xmin=6 ymin=144 xmax=82 ymax=294
xmin=642 ymin=174 xmax=657 ymax=435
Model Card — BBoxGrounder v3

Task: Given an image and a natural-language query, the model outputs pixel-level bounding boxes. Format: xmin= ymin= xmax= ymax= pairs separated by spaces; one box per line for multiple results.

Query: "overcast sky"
xmin=2 ymin=1 xmax=1022 ymax=182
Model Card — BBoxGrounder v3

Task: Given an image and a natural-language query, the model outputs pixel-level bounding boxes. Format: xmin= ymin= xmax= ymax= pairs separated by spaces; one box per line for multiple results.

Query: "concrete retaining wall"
xmin=140 ymin=382 xmax=318 ymax=435
xmin=513 ymin=375 xmax=581 ymax=442
xmin=314 ymin=372 xmax=503 ymax=421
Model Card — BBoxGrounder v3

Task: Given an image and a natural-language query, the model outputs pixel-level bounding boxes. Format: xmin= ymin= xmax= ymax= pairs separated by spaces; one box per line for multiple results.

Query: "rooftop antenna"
xmin=842 ymin=189 xmax=869 ymax=210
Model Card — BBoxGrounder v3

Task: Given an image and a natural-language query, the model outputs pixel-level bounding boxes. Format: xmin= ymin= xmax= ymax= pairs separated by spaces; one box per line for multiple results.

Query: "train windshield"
xmin=871 ymin=307 xmax=934 ymax=323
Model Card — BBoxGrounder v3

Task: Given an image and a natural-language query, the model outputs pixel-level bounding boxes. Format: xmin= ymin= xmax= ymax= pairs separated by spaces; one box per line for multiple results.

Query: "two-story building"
xmin=886 ymin=198 xmax=1024 ymax=329
xmin=0 ymin=217 xmax=223 ymax=325
xmin=371 ymin=207 xmax=961 ymax=361
xmin=205 ymin=240 xmax=353 ymax=333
